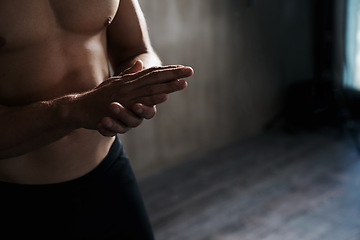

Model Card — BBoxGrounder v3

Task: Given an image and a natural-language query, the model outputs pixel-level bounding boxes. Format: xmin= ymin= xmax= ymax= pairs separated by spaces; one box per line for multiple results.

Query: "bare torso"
xmin=0 ymin=0 xmax=120 ymax=184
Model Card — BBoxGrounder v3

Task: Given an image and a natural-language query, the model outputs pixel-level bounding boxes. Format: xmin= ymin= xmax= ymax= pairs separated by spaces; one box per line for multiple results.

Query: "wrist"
xmin=54 ymin=94 xmax=82 ymax=131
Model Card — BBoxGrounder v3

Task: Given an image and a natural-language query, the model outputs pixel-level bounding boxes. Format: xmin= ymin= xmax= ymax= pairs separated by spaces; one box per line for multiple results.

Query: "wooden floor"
xmin=138 ymin=129 xmax=360 ymax=240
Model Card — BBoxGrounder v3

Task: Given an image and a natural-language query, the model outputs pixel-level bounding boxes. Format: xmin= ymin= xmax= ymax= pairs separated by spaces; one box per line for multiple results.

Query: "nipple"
xmin=104 ymin=17 xmax=113 ymax=27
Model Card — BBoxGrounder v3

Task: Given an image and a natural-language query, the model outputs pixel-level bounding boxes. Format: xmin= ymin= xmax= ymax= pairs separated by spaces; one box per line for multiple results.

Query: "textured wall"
xmin=120 ymin=0 xmax=314 ymax=178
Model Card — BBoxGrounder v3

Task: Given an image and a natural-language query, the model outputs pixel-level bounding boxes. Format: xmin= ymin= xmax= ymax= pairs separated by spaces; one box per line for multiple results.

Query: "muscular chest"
xmin=49 ymin=0 xmax=120 ymax=33
xmin=0 ymin=0 xmax=120 ymax=50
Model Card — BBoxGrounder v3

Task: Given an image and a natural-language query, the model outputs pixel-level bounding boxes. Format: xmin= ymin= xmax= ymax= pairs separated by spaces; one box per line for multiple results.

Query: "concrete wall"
xmin=120 ymin=0 xmax=314 ymax=178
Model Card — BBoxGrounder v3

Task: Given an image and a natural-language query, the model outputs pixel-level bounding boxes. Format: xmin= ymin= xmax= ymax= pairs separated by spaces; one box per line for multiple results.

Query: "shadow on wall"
xmin=120 ymin=0 xmax=314 ymax=178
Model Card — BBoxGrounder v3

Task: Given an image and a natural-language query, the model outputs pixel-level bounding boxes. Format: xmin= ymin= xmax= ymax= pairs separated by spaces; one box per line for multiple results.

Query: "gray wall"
xmin=120 ymin=0 xmax=314 ymax=178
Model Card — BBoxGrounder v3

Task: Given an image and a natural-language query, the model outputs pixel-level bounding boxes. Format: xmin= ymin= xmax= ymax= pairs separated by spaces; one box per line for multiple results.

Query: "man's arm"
xmin=107 ymin=0 xmax=161 ymax=74
xmin=0 ymin=66 xmax=193 ymax=159
xmin=100 ymin=0 xmax=166 ymax=134
xmin=0 ymin=99 xmax=75 ymax=159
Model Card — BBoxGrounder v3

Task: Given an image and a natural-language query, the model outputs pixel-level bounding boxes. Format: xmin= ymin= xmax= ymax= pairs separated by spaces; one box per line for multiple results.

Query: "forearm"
xmin=0 ymin=96 xmax=76 ymax=159
xmin=0 ymin=64 xmax=193 ymax=158
xmin=134 ymin=50 xmax=162 ymax=68
xmin=111 ymin=50 xmax=162 ymax=75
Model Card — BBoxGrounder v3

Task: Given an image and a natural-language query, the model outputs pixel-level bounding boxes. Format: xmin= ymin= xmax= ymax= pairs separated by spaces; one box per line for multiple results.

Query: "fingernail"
xmin=182 ymin=67 xmax=194 ymax=75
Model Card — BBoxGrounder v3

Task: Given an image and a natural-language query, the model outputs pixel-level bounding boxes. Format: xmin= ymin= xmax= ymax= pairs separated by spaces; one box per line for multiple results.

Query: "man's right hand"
xmin=68 ymin=64 xmax=194 ymax=136
xmin=98 ymin=60 xmax=159 ymax=136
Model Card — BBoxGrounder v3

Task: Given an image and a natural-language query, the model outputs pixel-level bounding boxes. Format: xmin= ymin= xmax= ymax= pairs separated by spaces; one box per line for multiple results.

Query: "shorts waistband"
xmin=0 ymin=137 xmax=124 ymax=192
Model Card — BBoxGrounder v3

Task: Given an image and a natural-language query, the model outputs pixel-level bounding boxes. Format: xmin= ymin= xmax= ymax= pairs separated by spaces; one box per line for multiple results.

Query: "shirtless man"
xmin=0 ymin=0 xmax=193 ymax=238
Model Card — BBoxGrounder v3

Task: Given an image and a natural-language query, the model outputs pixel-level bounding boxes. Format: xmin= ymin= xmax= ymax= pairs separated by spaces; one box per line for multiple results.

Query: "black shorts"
xmin=0 ymin=138 xmax=154 ymax=240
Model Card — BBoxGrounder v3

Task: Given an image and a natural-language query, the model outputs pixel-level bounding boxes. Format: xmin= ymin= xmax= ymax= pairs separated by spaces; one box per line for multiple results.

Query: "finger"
xmin=102 ymin=65 xmax=179 ymax=86
xmin=98 ymin=117 xmax=130 ymax=135
xmin=109 ymin=102 xmax=143 ymax=128
xmin=98 ymin=127 xmax=118 ymax=137
xmin=104 ymin=65 xmax=191 ymax=85
xmin=130 ymin=79 xmax=187 ymax=102
xmin=97 ymin=120 xmax=119 ymax=137
xmin=132 ymin=94 xmax=168 ymax=107
xmin=120 ymin=65 xmax=185 ymax=83
xmin=130 ymin=66 xmax=193 ymax=89
xmin=122 ymin=80 xmax=186 ymax=108
xmin=133 ymin=103 xmax=157 ymax=119
xmin=119 ymin=60 xmax=144 ymax=75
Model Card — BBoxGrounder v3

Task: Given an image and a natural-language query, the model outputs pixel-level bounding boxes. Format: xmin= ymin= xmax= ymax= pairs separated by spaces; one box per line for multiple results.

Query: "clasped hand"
xmin=75 ymin=60 xmax=194 ymax=136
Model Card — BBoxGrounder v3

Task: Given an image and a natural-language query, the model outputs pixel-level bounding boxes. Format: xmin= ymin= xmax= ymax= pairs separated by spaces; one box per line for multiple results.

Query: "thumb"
xmin=120 ymin=60 xmax=144 ymax=75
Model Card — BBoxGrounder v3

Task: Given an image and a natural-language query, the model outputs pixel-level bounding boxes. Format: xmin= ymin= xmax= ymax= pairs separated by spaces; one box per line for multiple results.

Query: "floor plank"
xmin=138 ymin=130 xmax=360 ymax=240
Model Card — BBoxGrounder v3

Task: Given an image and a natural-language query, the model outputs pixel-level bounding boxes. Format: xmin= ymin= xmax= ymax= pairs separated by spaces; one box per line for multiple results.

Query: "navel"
xmin=104 ymin=17 xmax=113 ymax=27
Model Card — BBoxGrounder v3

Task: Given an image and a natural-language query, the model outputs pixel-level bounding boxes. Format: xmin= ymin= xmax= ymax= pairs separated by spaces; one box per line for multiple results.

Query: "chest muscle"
xmin=0 ymin=0 xmax=120 ymax=51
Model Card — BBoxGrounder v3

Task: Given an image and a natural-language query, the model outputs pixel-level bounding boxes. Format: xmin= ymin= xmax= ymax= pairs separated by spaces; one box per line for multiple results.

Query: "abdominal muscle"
xmin=0 ymin=33 xmax=116 ymax=185
xmin=0 ymin=130 xmax=115 ymax=185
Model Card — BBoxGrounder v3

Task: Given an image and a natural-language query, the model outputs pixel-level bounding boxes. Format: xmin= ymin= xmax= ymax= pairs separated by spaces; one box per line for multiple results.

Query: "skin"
xmin=0 ymin=0 xmax=193 ymax=184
